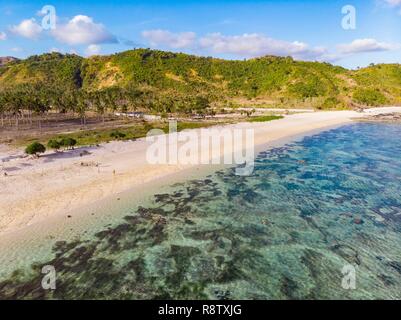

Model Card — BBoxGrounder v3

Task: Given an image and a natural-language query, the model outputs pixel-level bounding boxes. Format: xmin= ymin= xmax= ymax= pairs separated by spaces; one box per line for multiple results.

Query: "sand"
xmin=1 ymin=107 xmax=400 ymax=236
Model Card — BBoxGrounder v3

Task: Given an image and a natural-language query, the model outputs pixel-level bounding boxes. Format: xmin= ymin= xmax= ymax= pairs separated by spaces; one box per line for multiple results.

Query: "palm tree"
xmin=76 ymin=91 xmax=88 ymax=127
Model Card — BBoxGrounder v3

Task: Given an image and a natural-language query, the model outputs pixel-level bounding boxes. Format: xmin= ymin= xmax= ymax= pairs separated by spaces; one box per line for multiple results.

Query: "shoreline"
xmin=1 ymin=107 xmax=400 ymax=238
xmin=0 ymin=107 xmax=400 ymax=278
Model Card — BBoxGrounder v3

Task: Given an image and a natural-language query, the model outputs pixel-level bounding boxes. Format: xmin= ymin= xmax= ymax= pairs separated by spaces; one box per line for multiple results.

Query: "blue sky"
xmin=0 ymin=0 xmax=400 ymax=69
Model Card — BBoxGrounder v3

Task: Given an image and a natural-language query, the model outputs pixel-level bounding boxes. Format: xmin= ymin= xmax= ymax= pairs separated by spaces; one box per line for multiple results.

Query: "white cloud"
xmin=140 ymin=29 xmax=401 ymax=63
xmin=9 ymin=18 xmax=43 ymax=39
xmin=383 ymin=0 xmax=401 ymax=7
xmin=11 ymin=47 xmax=22 ymax=52
xmin=142 ymin=29 xmax=196 ymax=49
xmin=337 ymin=38 xmax=398 ymax=54
xmin=85 ymin=44 xmax=101 ymax=56
xmin=0 ymin=31 xmax=6 ymax=40
xmin=199 ymin=33 xmax=328 ymax=60
xmin=141 ymin=29 xmax=328 ymax=61
xmin=381 ymin=0 xmax=401 ymax=13
xmin=52 ymin=15 xmax=116 ymax=45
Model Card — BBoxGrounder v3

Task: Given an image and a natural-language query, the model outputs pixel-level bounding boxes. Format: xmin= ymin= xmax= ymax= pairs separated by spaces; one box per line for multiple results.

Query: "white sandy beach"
xmin=0 ymin=107 xmax=400 ymax=236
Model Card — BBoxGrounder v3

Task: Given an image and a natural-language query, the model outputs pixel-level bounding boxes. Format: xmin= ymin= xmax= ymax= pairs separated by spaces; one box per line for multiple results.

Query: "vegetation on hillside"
xmin=0 ymin=50 xmax=400 ymax=128
xmin=353 ymin=88 xmax=387 ymax=106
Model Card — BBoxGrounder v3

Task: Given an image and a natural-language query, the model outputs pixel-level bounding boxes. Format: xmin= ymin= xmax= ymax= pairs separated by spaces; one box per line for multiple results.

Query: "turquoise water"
xmin=1 ymin=122 xmax=401 ymax=299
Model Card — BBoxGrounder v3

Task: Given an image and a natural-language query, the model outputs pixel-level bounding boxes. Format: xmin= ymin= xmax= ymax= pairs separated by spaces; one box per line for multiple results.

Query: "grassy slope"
xmin=17 ymin=121 xmax=223 ymax=147
xmin=1 ymin=49 xmax=401 ymax=109
xmin=350 ymin=64 xmax=401 ymax=105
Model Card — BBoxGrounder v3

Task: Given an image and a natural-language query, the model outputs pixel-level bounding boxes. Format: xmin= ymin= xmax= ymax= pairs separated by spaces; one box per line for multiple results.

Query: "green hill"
xmin=80 ymin=50 xmax=351 ymax=108
xmin=0 ymin=53 xmax=82 ymax=90
xmin=0 ymin=49 xmax=400 ymax=115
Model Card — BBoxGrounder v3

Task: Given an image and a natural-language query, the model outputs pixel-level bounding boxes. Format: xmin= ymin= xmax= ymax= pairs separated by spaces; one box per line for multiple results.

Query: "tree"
xmin=93 ymin=91 xmax=107 ymax=124
xmin=60 ymin=137 xmax=77 ymax=149
xmin=189 ymin=96 xmax=211 ymax=115
xmin=0 ymin=92 xmax=6 ymax=127
xmin=110 ymin=130 xmax=126 ymax=139
xmin=25 ymin=142 xmax=46 ymax=157
xmin=76 ymin=92 xmax=88 ymax=127
xmin=47 ymin=139 xmax=61 ymax=152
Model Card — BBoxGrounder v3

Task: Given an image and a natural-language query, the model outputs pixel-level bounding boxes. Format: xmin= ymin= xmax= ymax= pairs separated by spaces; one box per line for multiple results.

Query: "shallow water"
xmin=1 ymin=122 xmax=401 ymax=299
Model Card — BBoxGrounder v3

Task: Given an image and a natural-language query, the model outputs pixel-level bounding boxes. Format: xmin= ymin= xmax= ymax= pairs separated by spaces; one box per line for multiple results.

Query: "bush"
xmin=60 ymin=137 xmax=77 ymax=149
xmin=47 ymin=139 xmax=61 ymax=151
xmin=353 ymin=88 xmax=387 ymax=106
xmin=110 ymin=131 xmax=126 ymax=139
xmin=321 ymin=97 xmax=340 ymax=109
xmin=25 ymin=142 xmax=46 ymax=156
xmin=288 ymin=78 xmax=326 ymax=98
